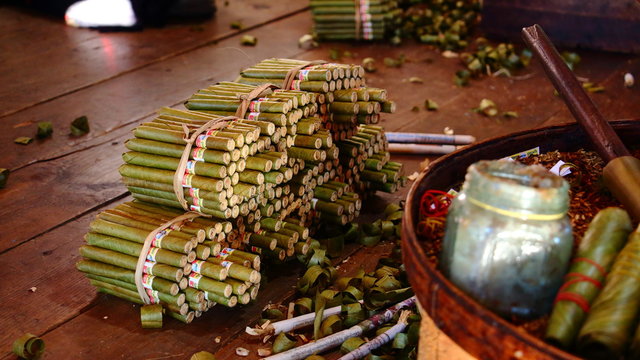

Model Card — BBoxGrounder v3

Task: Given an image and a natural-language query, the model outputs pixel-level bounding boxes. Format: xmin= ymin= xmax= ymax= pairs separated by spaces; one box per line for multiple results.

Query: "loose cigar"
xmin=385 ymin=132 xmax=476 ymax=145
xmin=387 ymin=143 xmax=457 ymax=155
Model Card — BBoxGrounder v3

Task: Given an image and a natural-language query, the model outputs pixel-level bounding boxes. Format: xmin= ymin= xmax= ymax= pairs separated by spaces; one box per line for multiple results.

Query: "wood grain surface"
xmin=0 ymin=1 xmax=638 ymax=359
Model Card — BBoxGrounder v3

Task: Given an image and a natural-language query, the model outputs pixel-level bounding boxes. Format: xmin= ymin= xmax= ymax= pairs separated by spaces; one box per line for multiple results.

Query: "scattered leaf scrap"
xmin=230 ymin=21 xmax=243 ymax=29
xmin=36 ymin=121 xmax=53 ymax=139
xmin=474 ymin=98 xmax=498 ymax=117
xmin=329 ymin=48 xmax=341 ymax=60
xmin=240 ymin=35 xmax=257 ymax=46
xmin=298 ymin=34 xmax=317 ymax=50
xmin=257 ymin=348 xmax=272 ymax=356
xmin=624 ymin=73 xmax=635 ymax=88
xmin=0 ymin=168 xmax=9 ymax=189
xmin=408 ymin=77 xmax=424 ymax=84
xmin=362 ymin=57 xmax=376 ymax=73
xmin=190 ymin=351 xmax=216 ymax=360
xmin=14 ymin=136 xmax=33 ymax=145
xmin=425 ymin=99 xmax=438 ymax=111
xmin=235 ymin=347 xmax=250 ymax=357
xmin=70 ymin=116 xmax=90 ymax=136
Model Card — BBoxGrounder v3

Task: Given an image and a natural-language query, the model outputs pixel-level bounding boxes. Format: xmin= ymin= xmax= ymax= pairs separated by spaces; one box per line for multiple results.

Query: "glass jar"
xmin=441 ymin=160 xmax=573 ymax=319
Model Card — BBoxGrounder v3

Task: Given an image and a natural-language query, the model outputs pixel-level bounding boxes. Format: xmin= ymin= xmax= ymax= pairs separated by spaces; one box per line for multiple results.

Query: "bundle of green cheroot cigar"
xmin=77 ymin=57 xmax=404 ymax=325
xmin=77 ymin=201 xmax=264 ymax=324
xmin=237 ymin=58 xmax=404 ymax=202
xmin=310 ymin=0 xmax=402 ymax=41
xmin=121 ymin=107 xmax=312 ymax=260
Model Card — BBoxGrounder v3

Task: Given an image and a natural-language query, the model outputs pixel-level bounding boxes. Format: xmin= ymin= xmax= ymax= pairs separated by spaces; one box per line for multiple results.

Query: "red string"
xmin=554 ymin=292 xmax=591 ymax=313
xmin=419 ymin=190 xmax=454 ymax=219
xmin=572 ymin=257 xmax=606 ymax=277
xmin=559 ymin=273 xmax=602 ymax=291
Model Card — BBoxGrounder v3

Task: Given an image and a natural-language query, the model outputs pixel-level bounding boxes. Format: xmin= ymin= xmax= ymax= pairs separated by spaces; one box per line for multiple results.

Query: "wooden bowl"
xmin=402 ymin=120 xmax=640 ymax=360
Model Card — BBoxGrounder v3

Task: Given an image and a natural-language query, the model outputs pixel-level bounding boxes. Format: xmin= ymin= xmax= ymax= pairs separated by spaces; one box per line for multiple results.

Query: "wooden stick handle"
xmin=521 ymin=24 xmax=630 ymax=163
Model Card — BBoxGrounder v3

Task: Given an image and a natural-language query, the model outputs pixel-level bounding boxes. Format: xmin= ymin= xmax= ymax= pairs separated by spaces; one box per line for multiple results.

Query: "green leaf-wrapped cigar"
xmin=119 ymin=164 xmax=225 ymax=192
xmin=187 ymin=273 xmax=232 ymax=297
xmin=577 ymin=225 xmax=640 ymax=358
xmin=86 ymin=274 xmax=185 ymax=306
xmin=80 ymin=245 xmax=184 ymax=283
xmin=122 ymin=201 xmax=226 ymax=235
xmin=224 ymin=278 xmax=248 ymax=296
xmin=545 ymin=207 xmax=632 ymax=348
xmin=89 ymin=219 xmax=194 ymax=254
xmin=85 ymin=233 xmax=189 ymax=268
xmin=204 ymin=291 xmax=237 ymax=307
xmin=104 ymin=207 xmax=209 ymax=239
xmin=97 ymin=211 xmax=199 ymax=241
xmin=126 ymin=186 xmax=229 ymax=211
xmin=77 ymin=260 xmax=179 ymax=295
xmin=134 ymin=125 xmax=235 ymax=151
xmin=123 ymin=152 xmax=228 ymax=179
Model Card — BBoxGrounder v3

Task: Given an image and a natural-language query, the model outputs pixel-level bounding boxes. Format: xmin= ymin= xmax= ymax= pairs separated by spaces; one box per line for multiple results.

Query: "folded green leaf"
xmin=273 ymin=332 xmax=297 ymax=354
xmin=190 ymin=351 xmax=216 ymax=360
xmin=36 ymin=121 xmax=53 ymax=139
xmin=12 ymin=333 xmax=44 ymax=359
xmin=70 ymin=116 xmax=90 ymax=136
xmin=320 ymin=314 xmax=343 ymax=337
xmin=240 ymin=35 xmax=257 ymax=46
xmin=0 ymin=168 xmax=9 ymax=189
xmin=341 ymin=337 xmax=366 ymax=354
xmin=14 ymin=136 xmax=33 ymax=145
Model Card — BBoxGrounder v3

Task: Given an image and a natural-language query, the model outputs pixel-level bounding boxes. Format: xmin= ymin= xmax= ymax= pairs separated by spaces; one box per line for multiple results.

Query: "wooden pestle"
xmin=522 ymin=24 xmax=640 ymax=221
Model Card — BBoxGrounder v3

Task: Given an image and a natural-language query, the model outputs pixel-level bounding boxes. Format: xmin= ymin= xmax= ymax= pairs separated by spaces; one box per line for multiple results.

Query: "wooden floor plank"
xmin=0 ymin=1 xmax=309 ymax=117
xmin=1 ymin=3 xmax=639 ymax=359
xmin=540 ymin=55 xmax=640 ymax=127
xmin=0 ymin=198 xmax=129 ymax=356
xmin=1 ymin=11 xmax=312 ymax=171
xmin=211 ymin=242 xmax=397 ymax=360
xmin=0 ymin=11 xmax=313 ymax=252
